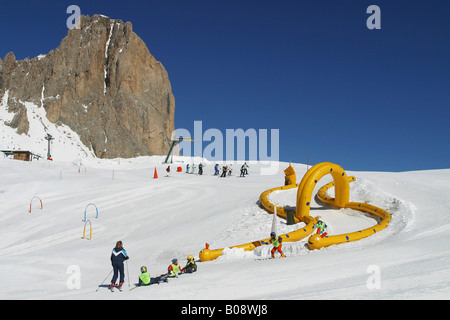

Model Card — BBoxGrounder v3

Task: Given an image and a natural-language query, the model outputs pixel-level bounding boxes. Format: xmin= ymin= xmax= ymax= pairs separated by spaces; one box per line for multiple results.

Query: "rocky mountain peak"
xmin=0 ymin=14 xmax=175 ymax=159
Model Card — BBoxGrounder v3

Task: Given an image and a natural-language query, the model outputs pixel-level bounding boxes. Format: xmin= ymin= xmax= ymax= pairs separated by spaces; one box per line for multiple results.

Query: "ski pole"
xmin=129 ymin=285 xmax=139 ymax=292
xmin=126 ymin=260 xmax=130 ymax=287
xmin=96 ymin=269 xmax=113 ymax=292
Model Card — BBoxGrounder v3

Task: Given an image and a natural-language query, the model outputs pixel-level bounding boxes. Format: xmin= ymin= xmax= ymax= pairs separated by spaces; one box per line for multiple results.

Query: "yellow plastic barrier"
xmin=199 ymin=162 xmax=392 ymax=261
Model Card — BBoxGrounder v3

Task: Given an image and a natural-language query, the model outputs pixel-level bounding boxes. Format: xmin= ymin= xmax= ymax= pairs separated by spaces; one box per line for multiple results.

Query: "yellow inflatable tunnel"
xmin=296 ymin=162 xmax=391 ymax=250
xmin=199 ymin=162 xmax=392 ymax=261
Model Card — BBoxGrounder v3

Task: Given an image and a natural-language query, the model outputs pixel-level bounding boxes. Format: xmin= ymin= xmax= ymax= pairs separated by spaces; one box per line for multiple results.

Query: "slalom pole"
xmin=95 ymin=269 xmax=113 ymax=292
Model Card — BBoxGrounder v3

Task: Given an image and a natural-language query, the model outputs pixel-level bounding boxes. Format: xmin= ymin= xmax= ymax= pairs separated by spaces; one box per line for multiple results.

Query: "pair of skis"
xmin=109 ymin=284 xmax=123 ymax=292
xmin=128 ymin=274 xmax=169 ymax=291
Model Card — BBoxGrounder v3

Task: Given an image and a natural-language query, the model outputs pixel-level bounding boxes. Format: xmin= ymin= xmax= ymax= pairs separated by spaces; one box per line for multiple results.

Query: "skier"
xmin=240 ymin=165 xmax=246 ymax=177
xmin=220 ymin=166 xmax=228 ymax=177
xmin=214 ymin=164 xmax=219 ymax=175
xmin=182 ymin=255 xmax=198 ymax=274
xmin=186 ymin=164 xmax=190 ymax=173
xmin=198 ymin=163 xmax=204 ymax=175
xmin=314 ymin=220 xmax=328 ymax=238
xmin=228 ymin=164 xmax=233 ymax=176
xmin=137 ymin=266 xmax=168 ymax=286
xmin=110 ymin=240 xmax=129 ymax=291
xmin=243 ymin=162 xmax=249 ymax=175
xmin=167 ymin=258 xmax=182 ymax=278
xmin=269 ymin=232 xmax=285 ymax=259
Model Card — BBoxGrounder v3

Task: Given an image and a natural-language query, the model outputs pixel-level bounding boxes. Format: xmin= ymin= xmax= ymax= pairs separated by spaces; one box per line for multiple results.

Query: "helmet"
xmin=187 ymin=255 xmax=194 ymax=261
xmin=140 ymin=266 xmax=147 ymax=273
xmin=172 ymin=258 xmax=178 ymax=264
xmin=270 ymin=232 xmax=276 ymax=238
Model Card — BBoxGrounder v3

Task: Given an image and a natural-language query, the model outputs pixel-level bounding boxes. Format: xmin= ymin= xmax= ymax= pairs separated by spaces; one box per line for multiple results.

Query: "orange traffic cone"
xmin=154 ymin=167 xmax=158 ymax=179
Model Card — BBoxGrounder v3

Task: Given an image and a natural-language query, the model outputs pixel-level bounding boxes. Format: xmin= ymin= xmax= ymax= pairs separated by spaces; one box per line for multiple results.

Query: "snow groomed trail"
xmin=199 ymin=162 xmax=392 ymax=261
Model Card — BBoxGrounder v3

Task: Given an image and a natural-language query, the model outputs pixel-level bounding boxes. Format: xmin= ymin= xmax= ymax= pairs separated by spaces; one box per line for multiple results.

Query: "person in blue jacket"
xmin=214 ymin=164 xmax=219 ymax=175
xmin=110 ymin=240 xmax=129 ymax=291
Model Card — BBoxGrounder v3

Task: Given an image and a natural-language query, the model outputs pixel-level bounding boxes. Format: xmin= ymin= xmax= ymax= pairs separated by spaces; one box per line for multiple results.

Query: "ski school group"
xmin=106 ymin=241 xmax=198 ymax=292
xmin=104 ymin=217 xmax=328 ymax=292
xmin=167 ymin=162 xmax=250 ymax=177
xmin=101 ymin=163 xmax=252 ymax=293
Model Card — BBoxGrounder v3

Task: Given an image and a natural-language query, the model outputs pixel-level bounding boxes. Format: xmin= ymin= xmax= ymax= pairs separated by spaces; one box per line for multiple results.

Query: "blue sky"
xmin=1 ymin=0 xmax=449 ymax=171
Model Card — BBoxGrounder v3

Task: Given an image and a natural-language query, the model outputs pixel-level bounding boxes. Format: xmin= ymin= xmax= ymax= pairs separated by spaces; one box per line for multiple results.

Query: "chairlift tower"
xmin=163 ymin=137 xmax=194 ymax=164
xmin=44 ymin=133 xmax=54 ymax=160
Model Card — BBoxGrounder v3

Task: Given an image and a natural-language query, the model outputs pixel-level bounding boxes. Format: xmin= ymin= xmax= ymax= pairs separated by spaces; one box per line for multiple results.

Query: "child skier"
xmin=314 ymin=220 xmax=328 ymax=238
xmin=138 ymin=266 xmax=168 ymax=286
xmin=167 ymin=258 xmax=182 ymax=278
xmin=182 ymin=255 xmax=198 ymax=274
xmin=269 ymin=232 xmax=285 ymax=259
xmin=109 ymin=241 xmax=129 ymax=291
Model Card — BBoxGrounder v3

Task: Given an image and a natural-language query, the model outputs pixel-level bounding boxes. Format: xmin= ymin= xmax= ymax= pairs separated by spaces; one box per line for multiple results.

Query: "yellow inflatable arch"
xmin=296 ymin=162 xmax=350 ymax=222
xmin=199 ymin=162 xmax=391 ymax=261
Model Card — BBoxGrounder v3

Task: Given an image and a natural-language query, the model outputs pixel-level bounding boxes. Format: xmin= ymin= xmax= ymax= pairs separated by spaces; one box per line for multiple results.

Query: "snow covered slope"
xmin=0 ymin=95 xmax=94 ymax=160
xmin=0 ymin=156 xmax=449 ymax=300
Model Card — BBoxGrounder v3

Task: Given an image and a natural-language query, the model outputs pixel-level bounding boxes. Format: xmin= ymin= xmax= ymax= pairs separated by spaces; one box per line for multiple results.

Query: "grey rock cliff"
xmin=0 ymin=14 xmax=175 ymax=159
